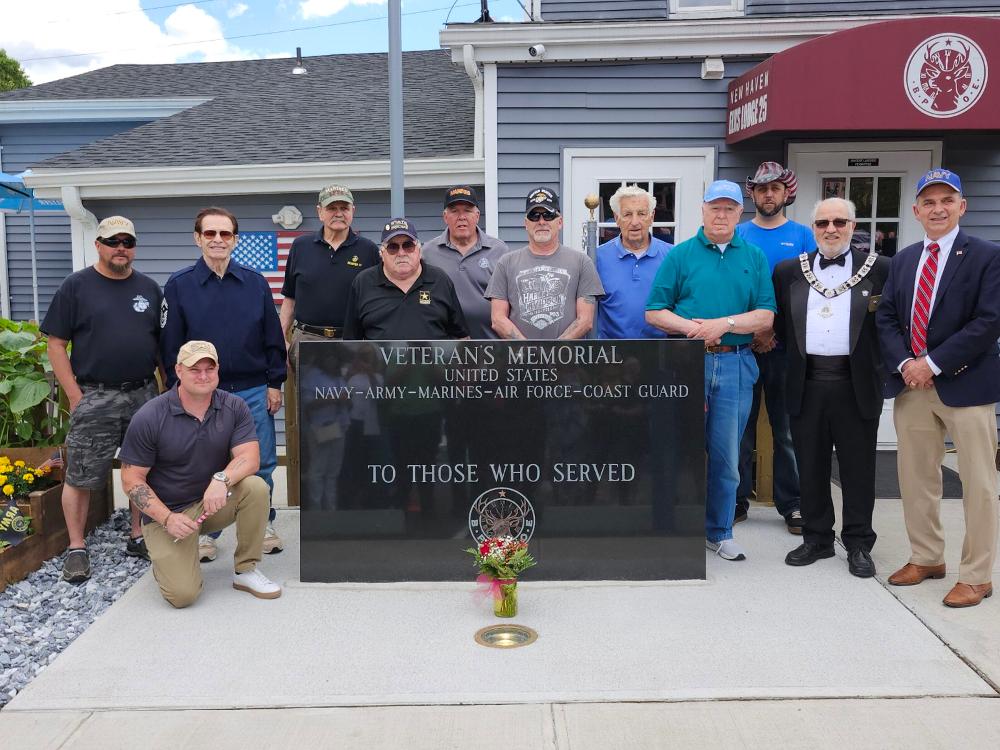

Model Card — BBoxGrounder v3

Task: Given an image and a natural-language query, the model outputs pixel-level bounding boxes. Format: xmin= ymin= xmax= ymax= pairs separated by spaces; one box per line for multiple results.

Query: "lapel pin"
xmin=862 ymin=290 xmax=870 ymax=296
xmin=956 ymin=250 xmax=964 ymax=256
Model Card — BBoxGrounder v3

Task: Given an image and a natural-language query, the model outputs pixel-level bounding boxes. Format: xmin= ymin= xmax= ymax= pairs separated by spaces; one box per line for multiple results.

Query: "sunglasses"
xmin=200 ymin=230 xmax=236 ymax=240
xmin=99 ymin=237 xmax=136 ymax=249
xmin=527 ymin=211 xmax=559 ymax=222
xmin=814 ymin=219 xmax=851 ymax=229
xmin=384 ymin=239 xmax=417 ymax=254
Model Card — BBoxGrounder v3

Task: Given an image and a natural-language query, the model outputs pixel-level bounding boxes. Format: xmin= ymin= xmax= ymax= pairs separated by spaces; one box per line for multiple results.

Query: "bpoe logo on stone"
xmin=904 ymin=33 xmax=988 ymax=118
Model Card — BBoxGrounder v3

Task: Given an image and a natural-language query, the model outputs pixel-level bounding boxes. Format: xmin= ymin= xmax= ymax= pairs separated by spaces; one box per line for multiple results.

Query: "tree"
xmin=0 ymin=50 xmax=32 ymax=92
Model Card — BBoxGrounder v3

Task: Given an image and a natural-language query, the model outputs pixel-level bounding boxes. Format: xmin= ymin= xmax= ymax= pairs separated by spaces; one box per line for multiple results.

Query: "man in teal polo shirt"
xmin=646 ymin=180 xmax=776 ymax=561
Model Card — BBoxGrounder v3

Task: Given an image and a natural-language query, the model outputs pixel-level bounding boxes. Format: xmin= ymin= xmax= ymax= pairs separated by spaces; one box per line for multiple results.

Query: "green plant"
xmin=0 ymin=319 xmax=67 ymax=446
xmin=466 ymin=536 xmax=537 ymax=579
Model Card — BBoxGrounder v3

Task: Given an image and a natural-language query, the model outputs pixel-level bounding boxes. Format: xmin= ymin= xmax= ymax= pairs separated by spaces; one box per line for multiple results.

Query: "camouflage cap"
xmin=96 ymin=215 xmax=136 ymax=239
xmin=318 ymin=184 xmax=354 ymax=207
xmin=177 ymin=340 xmax=219 ymax=367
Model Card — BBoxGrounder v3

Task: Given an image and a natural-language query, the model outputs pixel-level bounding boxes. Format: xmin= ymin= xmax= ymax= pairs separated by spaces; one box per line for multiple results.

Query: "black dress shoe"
xmin=847 ymin=547 xmax=876 ymax=578
xmin=785 ymin=542 xmax=835 ymax=566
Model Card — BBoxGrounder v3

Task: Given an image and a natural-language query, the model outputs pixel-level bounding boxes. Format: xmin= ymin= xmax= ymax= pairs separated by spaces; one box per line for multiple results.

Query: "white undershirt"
xmin=805 ymin=250 xmax=851 ymax=356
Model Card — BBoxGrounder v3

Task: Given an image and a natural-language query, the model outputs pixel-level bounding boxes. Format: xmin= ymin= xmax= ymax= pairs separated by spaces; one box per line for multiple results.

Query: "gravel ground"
xmin=0 ymin=510 xmax=150 ymax=708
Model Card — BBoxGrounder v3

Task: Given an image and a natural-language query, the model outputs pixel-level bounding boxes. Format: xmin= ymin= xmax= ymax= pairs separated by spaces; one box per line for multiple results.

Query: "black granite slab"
xmin=298 ymin=340 xmax=705 ymax=581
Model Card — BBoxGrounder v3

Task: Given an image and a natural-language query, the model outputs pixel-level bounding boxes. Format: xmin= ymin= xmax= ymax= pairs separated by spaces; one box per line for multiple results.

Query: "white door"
xmin=562 ymin=148 xmax=715 ymax=253
xmin=788 ymin=141 xmax=943 ymax=449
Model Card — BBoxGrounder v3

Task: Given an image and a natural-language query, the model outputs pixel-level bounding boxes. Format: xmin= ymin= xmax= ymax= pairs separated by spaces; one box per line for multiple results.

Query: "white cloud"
xmin=0 ymin=1 xmax=261 ymax=85
xmin=228 ymin=2 xmax=250 ymax=18
xmin=300 ymin=0 xmax=386 ymax=20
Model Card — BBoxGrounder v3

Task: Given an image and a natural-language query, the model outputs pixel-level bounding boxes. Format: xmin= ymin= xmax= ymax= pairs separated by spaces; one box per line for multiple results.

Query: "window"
xmin=670 ymin=0 xmax=744 ymax=17
xmin=821 ymin=174 xmax=902 ymax=257
xmin=597 ymin=181 xmax=677 ymax=246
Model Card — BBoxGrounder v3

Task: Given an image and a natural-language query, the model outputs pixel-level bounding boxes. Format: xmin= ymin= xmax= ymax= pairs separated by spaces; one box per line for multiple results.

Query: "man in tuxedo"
xmin=773 ymin=197 xmax=889 ymax=577
xmin=876 ymin=169 xmax=1000 ymax=608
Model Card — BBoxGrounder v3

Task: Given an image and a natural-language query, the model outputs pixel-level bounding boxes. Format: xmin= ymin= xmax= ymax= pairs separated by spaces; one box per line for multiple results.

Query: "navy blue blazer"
xmin=875 ymin=229 xmax=1000 ymax=407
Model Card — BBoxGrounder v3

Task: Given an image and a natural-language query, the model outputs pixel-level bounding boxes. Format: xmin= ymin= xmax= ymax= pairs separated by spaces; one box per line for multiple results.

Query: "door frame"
xmin=561 ymin=147 xmax=716 ymax=252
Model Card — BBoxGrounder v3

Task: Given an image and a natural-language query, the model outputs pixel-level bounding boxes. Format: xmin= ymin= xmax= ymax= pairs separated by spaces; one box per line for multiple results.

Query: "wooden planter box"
xmin=0 ymin=447 xmax=114 ymax=593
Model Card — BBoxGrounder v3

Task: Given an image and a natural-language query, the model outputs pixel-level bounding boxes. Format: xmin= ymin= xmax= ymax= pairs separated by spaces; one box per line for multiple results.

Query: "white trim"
xmin=462 ymin=45 xmax=484 ymax=159
xmin=787 ymin=140 xmax=944 ymax=161
xmin=442 ymin=13 xmax=1000 ymax=64
xmin=24 ymin=157 xmax=486 ymax=200
xmin=0 ymin=97 xmax=210 ymax=124
xmin=60 ymin=186 xmax=99 ymax=271
xmin=530 ymin=0 xmax=542 ymax=22
xmin=484 ymin=64 xmax=499 ymax=237
xmin=0 ymin=212 xmax=9 ymax=319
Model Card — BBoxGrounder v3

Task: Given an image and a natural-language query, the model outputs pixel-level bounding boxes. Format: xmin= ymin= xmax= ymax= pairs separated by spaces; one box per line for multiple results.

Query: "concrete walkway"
xmin=6 ymin=469 xmax=1000 ymax=748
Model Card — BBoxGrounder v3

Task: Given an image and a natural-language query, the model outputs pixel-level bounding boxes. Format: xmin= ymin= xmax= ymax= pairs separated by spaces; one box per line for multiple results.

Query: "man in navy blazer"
xmin=876 ymin=168 xmax=1000 ymax=608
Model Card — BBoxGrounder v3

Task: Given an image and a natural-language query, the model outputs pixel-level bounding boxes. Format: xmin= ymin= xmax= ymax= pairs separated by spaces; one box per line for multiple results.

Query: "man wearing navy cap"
xmin=646 ymin=180 xmax=776 ymax=561
xmin=877 ymin=169 xmax=1000 ymax=608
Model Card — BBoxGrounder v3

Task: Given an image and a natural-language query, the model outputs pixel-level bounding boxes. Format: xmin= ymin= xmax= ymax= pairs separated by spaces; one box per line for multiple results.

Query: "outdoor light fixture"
xmin=701 ymin=57 xmax=725 ymax=80
xmin=292 ymin=47 xmax=308 ymax=75
xmin=474 ymin=624 xmax=538 ymax=648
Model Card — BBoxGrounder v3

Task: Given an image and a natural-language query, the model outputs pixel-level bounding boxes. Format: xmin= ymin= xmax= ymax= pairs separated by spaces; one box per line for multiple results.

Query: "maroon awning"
xmin=727 ymin=16 xmax=999 ymax=144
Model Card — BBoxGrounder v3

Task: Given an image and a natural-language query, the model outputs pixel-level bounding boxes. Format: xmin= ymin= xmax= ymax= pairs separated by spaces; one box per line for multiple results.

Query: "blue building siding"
xmin=1 ymin=121 xmax=148 ymax=320
xmin=540 ymin=0 xmax=666 ymax=21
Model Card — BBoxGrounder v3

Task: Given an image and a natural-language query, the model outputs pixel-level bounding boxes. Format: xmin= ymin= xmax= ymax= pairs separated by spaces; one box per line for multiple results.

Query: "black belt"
xmin=806 ymin=355 xmax=851 ymax=381
xmin=78 ymin=378 xmax=154 ymax=392
xmin=294 ymin=322 xmax=342 ymax=339
xmin=704 ymin=344 xmax=748 ymax=354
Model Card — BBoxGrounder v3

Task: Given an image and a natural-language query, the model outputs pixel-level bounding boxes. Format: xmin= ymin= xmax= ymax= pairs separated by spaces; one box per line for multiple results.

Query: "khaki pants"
xmin=894 ymin=387 xmax=999 ymax=584
xmin=289 ymin=328 xmax=337 ymax=370
xmin=142 ymin=476 xmax=270 ymax=608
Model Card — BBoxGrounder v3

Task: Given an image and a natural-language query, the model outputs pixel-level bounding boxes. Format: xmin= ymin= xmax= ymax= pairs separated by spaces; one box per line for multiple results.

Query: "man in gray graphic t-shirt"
xmin=485 ymin=186 xmax=604 ymax=340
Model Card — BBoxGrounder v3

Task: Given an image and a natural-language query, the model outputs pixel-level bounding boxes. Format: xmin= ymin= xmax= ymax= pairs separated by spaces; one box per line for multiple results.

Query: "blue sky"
xmin=2 ymin=0 xmax=527 ymax=84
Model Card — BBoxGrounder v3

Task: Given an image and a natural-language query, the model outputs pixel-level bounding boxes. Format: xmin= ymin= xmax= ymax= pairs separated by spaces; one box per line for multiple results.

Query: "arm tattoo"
xmin=128 ymin=484 xmax=153 ymax=511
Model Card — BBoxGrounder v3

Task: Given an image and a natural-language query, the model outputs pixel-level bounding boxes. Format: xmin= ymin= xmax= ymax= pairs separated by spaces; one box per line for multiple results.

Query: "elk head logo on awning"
xmin=905 ymin=33 xmax=988 ymax=118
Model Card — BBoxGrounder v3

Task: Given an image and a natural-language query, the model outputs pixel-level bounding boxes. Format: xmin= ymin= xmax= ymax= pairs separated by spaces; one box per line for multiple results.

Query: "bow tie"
xmin=818 ymin=254 xmax=847 ymax=269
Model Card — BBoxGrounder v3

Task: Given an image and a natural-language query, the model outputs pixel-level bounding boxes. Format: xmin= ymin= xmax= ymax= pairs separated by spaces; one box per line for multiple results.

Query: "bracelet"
xmin=163 ymin=511 xmax=173 ymax=527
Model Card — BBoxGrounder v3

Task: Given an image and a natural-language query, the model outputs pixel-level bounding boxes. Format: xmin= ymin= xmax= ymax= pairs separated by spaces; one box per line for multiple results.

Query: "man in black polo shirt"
xmin=279 ymin=184 xmax=379 ymax=357
xmin=343 ymin=218 xmax=469 ymax=341
xmin=120 ymin=341 xmax=279 ymax=608
xmin=42 ymin=215 xmax=162 ymax=583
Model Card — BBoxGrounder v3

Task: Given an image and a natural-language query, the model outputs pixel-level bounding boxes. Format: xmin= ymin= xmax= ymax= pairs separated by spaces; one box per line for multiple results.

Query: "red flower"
xmin=479 ymin=542 xmax=491 ymax=555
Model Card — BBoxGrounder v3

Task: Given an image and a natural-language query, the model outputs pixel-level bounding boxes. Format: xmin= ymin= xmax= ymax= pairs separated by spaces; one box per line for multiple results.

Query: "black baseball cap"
xmin=444 ymin=185 xmax=480 ymax=209
xmin=525 ymin=187 xmax=560 ymax=215
xmin=381 ymin=217 xmax=419 ymax=243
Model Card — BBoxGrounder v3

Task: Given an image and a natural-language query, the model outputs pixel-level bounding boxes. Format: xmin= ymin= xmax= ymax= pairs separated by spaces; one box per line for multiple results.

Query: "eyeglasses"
xmin=200 ymin=230 xmax=236 ymax=240
xmin=98 ymin=237 xmax=136 ymax=249
xmin=814 ymin=219 xmax=851 ymax=229
xmin=384 ymin=240 xmax=417 ymax=254
xmin=527 ymin=211 xmax=559 ymax=222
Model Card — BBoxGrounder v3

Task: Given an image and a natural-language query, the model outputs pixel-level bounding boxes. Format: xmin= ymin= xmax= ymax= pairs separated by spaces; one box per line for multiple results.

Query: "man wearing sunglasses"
xmin=42 ymin=216 xmax=163 ymax=583
xmin=343 ymin=218 xmax=469 ymax=341
xmin=877 ymin=169 xmax=1000 ymax=608
xmin=486 ymin=187 xmax=604 ymax=340
xmin=646 ymin=180 xmax=775 ymax=562
xmin=773 ymin=198 xmax=889 ymax=578
xmin=160 ymin=207 xmax=287 ymax=562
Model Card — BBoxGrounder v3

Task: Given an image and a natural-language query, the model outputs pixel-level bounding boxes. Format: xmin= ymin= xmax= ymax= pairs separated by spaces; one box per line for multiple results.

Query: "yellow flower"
xmin=2 ymin=485 xmax=14 ymax=496
xmin=13 ymin=460 xmax=25 ymax=467
xmin=24 ymin=473 xmax=34 ymax=483
xmin=0 ymin=475 xmax=6 ymax=484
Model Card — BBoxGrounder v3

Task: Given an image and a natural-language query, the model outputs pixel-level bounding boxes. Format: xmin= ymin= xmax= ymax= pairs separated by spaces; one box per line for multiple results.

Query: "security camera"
xmin=528 ymin=44 xmax=545 ymax=58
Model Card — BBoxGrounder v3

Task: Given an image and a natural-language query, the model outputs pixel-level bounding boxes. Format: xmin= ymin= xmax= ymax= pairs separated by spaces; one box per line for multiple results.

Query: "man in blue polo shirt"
xmin=734 ymin=162 xmax=815 ymax=534
xmin=596 ymin=185 xmax=672 ymax=339
xmin=646 ymin=180 xmax=776 ymax=561
xmin=160 ymin=207 xmax=287 ymax=562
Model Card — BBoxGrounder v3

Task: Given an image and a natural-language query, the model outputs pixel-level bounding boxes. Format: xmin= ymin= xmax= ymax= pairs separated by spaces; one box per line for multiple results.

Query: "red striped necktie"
xmin=910 ymin=242 xmax=940 ymax=356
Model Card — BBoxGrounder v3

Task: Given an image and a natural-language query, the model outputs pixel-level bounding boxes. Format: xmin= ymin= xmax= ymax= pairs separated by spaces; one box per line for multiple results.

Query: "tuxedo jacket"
xmin=875 ymin=230 xmax=1000 ymax=407
xmin=773 ymin=250 xmax=890 ymax=420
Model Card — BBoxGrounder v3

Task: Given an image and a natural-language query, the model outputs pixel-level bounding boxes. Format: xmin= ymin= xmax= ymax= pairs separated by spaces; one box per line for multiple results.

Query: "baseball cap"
xmin=318 ymin=184 xmax=355 ymax=207
xmin=703 ymin=180 xmax=744 ymax=205
xmin=381 ymin=218 xmax=419 ymax=243
xmin=525 ymin=187 xmax=560 ymax=215
xmin=177 ymin=340 xmax=219 ymax=367
xmin=745 ymin=161 xmax=798 ymax=205
xmin=444 ymin=185 xmax=480 ymax=209
xmin=96 ymin=216 xmax=136 ymax=239
xmin=916 ymin=169 xmax=962 ymax=196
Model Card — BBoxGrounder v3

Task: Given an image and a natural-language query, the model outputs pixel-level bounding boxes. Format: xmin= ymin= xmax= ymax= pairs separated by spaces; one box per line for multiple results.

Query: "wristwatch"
xmin=727 ymin=317 xmax=736 ymax=329
xmin=212 ymin=471 xmax=230 ymax=486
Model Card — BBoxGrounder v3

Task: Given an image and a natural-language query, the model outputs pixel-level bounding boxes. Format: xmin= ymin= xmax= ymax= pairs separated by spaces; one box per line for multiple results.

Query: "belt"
xmin=294 ymin=322 xmax=342 ymax=339
xmin=78 ymin=378 xmax=154 ymax=392
xmin=704 ymin=344 xmax=748 ymax=354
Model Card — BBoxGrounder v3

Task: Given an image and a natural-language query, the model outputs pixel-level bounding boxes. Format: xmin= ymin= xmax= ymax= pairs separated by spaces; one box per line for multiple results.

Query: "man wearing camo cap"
xmin=42 ymin=216 xmax=163 ymax=583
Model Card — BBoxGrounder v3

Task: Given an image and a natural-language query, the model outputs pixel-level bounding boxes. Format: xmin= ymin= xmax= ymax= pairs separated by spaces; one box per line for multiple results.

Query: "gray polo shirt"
xmin=120 ymin=386 xmax=257 ymax=513
xmin=421 ymin=228 xmax=510 ymax=339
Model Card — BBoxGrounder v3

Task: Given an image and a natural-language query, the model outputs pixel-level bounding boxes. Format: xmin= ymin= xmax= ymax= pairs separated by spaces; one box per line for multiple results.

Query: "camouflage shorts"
xmin=65 ymin=382 xmax=159 ymax=489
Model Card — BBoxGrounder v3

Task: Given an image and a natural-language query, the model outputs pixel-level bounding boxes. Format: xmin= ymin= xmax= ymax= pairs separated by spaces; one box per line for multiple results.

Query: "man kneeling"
xmin=120 ymin=340 xmax=281 ymax=607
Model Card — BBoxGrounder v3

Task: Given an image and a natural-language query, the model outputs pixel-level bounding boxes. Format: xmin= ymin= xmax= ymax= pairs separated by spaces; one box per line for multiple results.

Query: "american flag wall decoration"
xmin=231 ymin=230 xmax=306 ymax=306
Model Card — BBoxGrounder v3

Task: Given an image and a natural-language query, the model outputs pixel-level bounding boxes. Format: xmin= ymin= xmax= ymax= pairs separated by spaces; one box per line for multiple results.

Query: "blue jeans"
xmin=736 ymin=348 xmax=801 ymax=517
xmin=705 ymin=348 xmax=758 ymax=544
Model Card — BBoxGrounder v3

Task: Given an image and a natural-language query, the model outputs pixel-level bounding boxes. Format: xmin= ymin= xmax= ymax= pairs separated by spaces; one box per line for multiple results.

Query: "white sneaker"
xmin=198 ymin=535 xmax=217 ymax=563
xmin=232 ymin=568 xmax=282 ymax=599
xmin=263 ymin=524 xmax=283 ymax=554
xmin=706 ymin=538 xmax=747 ymax=561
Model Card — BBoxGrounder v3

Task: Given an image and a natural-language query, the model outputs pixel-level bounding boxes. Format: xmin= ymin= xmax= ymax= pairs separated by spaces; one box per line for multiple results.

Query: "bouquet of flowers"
xmin=466 ymin=536 xmax=536 ymax=617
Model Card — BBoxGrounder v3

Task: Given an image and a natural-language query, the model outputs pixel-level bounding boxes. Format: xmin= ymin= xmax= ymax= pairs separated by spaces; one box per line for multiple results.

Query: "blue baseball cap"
xmin=381 ymin=218 xmax=419 ymax=243
xmin=916 ymin=169 xmax=962 ymax=197
xmin=703 ymin=180 xmax=744 ymax=205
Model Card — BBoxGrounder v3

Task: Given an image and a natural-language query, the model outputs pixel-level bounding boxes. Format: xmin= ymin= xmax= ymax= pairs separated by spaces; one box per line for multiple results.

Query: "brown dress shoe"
xmin=943 ymin=582 xmax=993 ymax=608
xmin=888 ymin=562 xmax=946 ymax=586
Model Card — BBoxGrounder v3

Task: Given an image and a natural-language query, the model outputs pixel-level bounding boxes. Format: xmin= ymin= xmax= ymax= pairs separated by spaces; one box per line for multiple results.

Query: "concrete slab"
xmin=6 ymin=507 xmax=991 ymax=712
xmin=0 ymin=711 xmax=88 ymax=749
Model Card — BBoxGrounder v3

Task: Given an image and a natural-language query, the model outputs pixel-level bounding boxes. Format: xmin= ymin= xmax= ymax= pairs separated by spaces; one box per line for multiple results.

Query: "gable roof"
xmin=0 ymin=50 xmax=473 ymax=169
